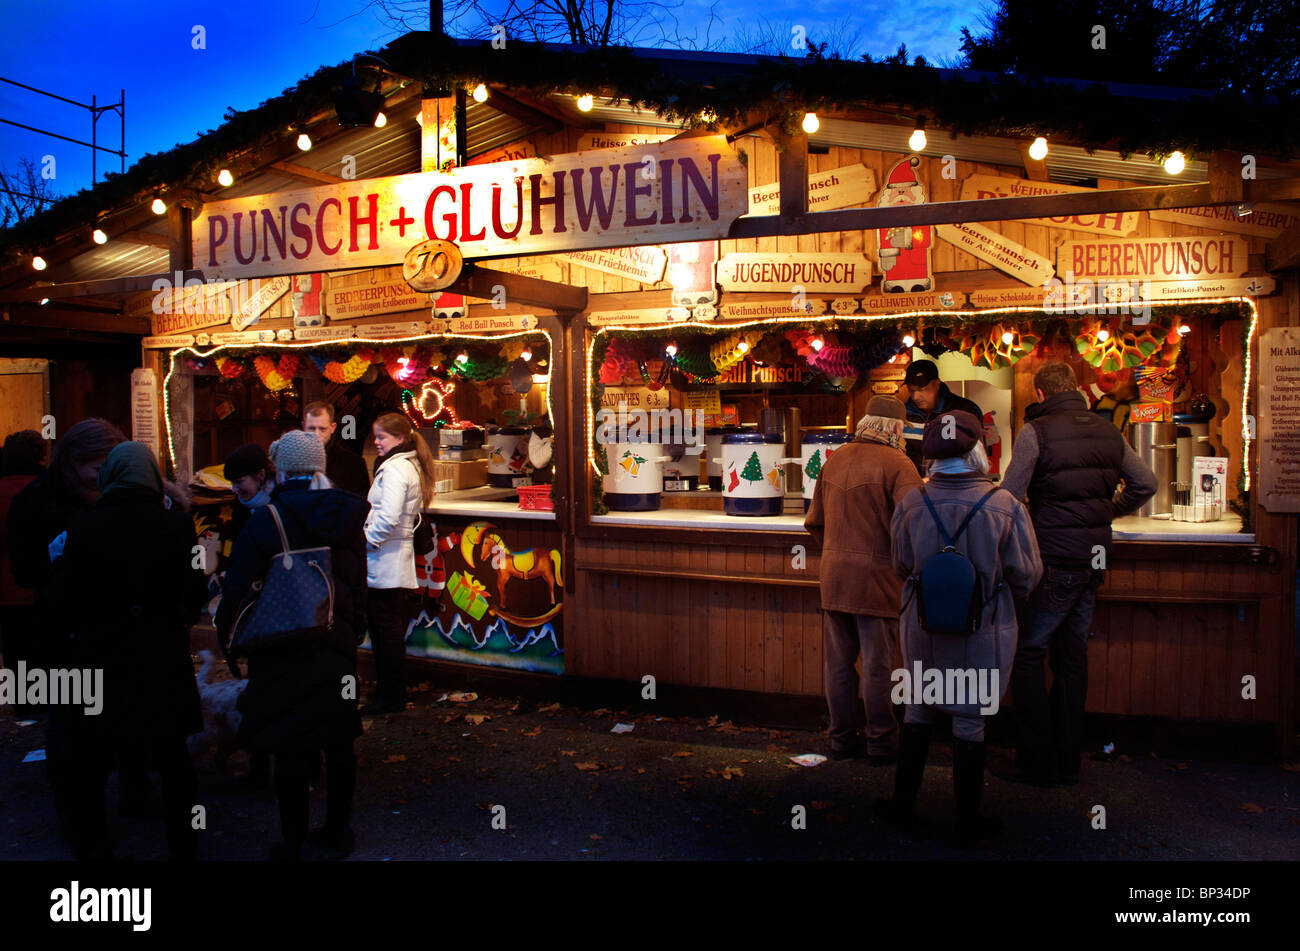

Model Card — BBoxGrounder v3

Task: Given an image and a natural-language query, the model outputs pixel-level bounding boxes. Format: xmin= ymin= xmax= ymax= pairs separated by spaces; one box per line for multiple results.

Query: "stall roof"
xmin=3 ymin=31 xmax=1297 ymax=298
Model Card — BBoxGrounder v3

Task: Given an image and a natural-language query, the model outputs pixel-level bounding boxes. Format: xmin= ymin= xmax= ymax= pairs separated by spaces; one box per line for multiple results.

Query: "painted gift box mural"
xmin=403 ymin=518 xmax=564 ymax=675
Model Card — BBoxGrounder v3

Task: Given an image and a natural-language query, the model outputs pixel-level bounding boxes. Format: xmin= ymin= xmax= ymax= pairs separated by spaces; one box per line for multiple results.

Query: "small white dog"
xmin=189 ymin=650 xmax=247 ymax=773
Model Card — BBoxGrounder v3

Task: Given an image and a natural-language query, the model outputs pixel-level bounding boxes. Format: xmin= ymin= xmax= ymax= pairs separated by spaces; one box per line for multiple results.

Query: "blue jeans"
xmin=1010 ymin=567 xmax=1100 ymax=779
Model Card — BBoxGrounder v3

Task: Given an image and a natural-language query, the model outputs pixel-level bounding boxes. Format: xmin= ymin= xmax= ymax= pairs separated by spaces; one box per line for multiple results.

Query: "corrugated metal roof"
xmin=44 ymin=241 xmax=167 ymax=284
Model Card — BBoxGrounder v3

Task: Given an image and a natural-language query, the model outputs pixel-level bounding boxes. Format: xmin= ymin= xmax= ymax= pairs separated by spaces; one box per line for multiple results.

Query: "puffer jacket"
xmin=890 ymin=471 xmax=1043 ymax=718
xmin=365 ymin=446 xmax=423 ymax=589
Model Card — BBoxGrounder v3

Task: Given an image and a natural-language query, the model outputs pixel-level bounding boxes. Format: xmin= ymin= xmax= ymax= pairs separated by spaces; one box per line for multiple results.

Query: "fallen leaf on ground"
xmin=575 ymin=761 xmax=603 ymax=771
xmin=721 ymin=766 xmax=744 ymax=780
xmin=448 ymin=692 xmax=478 ymax=703
xmin=383 ymin=754 xmax=407 ymax=763
xmin=559 ymin=750 xmax=578 ymax=756
xmin=520 ymin=727 xmax=542 ymax=737
xmin=538 ymin=702 xmax=561 ymax=712
xmin=464 ymin=714 xmax=491 ymax=725
xmin=672 ymin=751 xmax=694 ymax=758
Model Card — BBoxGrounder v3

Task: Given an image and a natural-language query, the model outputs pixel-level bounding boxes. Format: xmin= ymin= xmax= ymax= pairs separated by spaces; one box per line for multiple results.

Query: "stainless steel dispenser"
xmin=1128 ymin=421 xmax=1176 ymax=517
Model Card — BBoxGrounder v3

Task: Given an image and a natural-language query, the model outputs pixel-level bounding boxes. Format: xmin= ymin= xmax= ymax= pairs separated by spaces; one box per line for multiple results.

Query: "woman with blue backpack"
xmin=876 ymin=410 xmax=1042 ymax=847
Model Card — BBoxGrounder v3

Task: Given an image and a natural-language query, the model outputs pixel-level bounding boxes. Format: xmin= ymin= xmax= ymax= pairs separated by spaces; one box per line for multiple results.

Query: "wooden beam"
xmin=730 ymin=177 xmax=1300 ymax=240
xmin=449 ymin=264 xmax=588 ymax=312
xmin=116 ymin=229 xmax=171 ymax=249
xmin=1 ymin=303 xmax=149 ymax=335
xmin=268 ymin=160 xmax=346 ymax=186
xmin=482 ymin=89 xmax=565 ymax=134
xmin=167 ymin=204 xmax=192 ymax=273
xmin=1019 ymin=143 xmax=1050 ymax=181
xmin=0 ymin=270 xmax=206 ymax=303
xmin=1265 ymin=218 xmax=1300 ymax=271
xmin=774 ymin=128 xmax=809 ymax=225
xmin=1209 ymin=150 xmax=1245 ymax=206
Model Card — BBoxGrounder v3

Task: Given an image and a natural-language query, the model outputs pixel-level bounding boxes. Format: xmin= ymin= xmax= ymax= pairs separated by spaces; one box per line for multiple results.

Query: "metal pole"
xmin=92 ymin=93 xmax=97 ymax=183
xmin=120 ymin=89 xmax=125 ymax=174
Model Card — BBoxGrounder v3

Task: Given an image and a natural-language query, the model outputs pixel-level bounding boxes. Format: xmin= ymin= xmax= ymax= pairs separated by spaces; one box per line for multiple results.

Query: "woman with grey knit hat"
xmin=805 ymin=396 xmax=923 ymax=762
xmin=215 ymin=429 xmax=370 ymax=860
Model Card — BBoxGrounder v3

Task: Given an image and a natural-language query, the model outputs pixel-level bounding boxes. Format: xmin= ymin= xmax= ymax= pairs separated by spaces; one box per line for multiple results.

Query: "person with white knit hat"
xmin=215 ymin=426 xmax=370 ymax=860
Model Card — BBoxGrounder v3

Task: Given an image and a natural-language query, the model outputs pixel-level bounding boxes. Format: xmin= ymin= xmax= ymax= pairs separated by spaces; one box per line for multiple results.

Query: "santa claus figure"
xmin=415 ymin=530 xmax=461 ymax=611
xmin=876 ymin=157 xmax=933 ymax=293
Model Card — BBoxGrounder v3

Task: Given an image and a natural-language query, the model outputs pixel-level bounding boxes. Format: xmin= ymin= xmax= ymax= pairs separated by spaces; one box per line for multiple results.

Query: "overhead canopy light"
xmin=472 ymin=83 xmax=488 ymax=103
xmin=296 ymin=133 xmax=312 ymax=151
xmin=151 ymin=198 xmax=167 ymax=215
xmin=1163 ymin=151 xmax=1186 ymax=175
xmin=32 ymin=256 xmax=47 ymax=270
xmin=217 ymin=169 xmax=234 ymax=186
xmin=801 ymin=112 xmax=820 ymax=134
xmin=92 ymin=229 xmax=108 ymax=245
xmin=1028 ymin=136 xmax=1048 ymax=161
xmin=908 ymin=119 xmax=926 ymax=152
xmin=575 ymin=93 xmax=594 ymax=112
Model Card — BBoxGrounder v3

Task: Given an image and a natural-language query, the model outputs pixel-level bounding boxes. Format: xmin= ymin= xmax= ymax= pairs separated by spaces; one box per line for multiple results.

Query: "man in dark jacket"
xmin=303 ymin=401 xmax=370 ymax=497
xmin=1000 ymin=361 xmax=1157 ymax=786
xmin=805 ymin=396 xmax=923 ymax=761
xmin=902 ymin=359 xmax=983 ymax=475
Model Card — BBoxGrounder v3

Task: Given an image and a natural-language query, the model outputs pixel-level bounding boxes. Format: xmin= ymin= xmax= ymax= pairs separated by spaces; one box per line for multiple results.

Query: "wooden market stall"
xmin=0 ymin=35 xmax=1296 ymax=751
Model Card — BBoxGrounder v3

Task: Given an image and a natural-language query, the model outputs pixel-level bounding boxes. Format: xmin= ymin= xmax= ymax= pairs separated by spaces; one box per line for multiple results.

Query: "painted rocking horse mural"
xmin=404 ymin=519 xmax=565 ymax=675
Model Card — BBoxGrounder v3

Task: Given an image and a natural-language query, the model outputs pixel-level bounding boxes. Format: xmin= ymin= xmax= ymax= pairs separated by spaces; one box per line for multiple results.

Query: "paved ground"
xmin=2 ymin=649 xmax=1297 ymax=862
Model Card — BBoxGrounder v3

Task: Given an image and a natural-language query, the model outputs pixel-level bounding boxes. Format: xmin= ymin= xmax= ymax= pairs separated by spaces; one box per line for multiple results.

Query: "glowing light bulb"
xmin=217 ymin=169 xmax=234 ymax=186
xmin=32 ymin=256 xmax=47 ymax=270
xmin=472 ymin=83 xmax=488 ymax=103
xmin=801 ymin=112 xmax=819 ymax=134
xmin=92 ymin=229 xmax=108 ymax=245
xmin=901 ymin=334 xmax=915 ymax=348
xmin=810 ymin=337 xmax=825 ymax=352
xmin=1097 ymin=328 xmax=1110 ymax=342
xmin=1163 ymin=151 xmax=1185 ymax=175
xmin=1002 ymin=331 xmax=1015 ymax=345
xmin=736 ymin=340 xmax=749 ymax=354
xmin=397 ymin=356 xmax=409 ymax=365
xmin=908 ymin=128 xmax=926 ymax=152
xmin=665 ymin=344 xmax=678 ymax=357
xmin=373 ymin=112 xmax=387 ymax=128
xmin=1028 ymin=136 xmax=1048 ymax=161
xmin=699 ymin=109 xmax=717 ymax=124
xmin=1178 ymin=324 xmax=1191 ymax=335
xmin=576 ymin=94 xmax=594 ymax=112
xmin=456 ymin=352 xmax=469 ymax=364
xmin=40 ymin=298 xmax=49 ymax=305
xmin=888 ymin=354 xmax=898 ymax=363
xmin=151 ymin=198 xmax=167 ymax=215
xmin=297 ymin=133 xmax=312 ymax=151
xmin=520 ymin=348 xmax=532 ymax=362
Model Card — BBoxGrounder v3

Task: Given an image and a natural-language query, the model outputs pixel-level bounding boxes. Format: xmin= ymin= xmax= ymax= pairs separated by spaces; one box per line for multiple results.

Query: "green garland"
xmin=4 ymin=32 xmax=1294 ymax=259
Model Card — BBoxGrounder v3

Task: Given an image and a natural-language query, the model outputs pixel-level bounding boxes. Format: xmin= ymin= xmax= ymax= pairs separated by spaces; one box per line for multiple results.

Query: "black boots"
xmin=873 ymin=722 xmax=932 ymax=828
xmin=953 ymin=739 xmax=1003 ymax=847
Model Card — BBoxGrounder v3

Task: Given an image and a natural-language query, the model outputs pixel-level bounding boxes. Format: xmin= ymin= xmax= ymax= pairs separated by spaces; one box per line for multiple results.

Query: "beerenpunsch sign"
xmin=193 ymin=136 xmax=747 ymax=281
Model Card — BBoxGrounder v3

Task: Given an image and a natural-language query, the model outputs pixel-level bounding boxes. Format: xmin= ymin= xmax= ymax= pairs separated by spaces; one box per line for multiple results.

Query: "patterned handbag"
xmin=228 ymin=504 xmax=335 ymax=658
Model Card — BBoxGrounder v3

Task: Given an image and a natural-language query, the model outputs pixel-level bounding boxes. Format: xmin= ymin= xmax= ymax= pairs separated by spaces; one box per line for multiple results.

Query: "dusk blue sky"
xmin=0 ymin=0 xmax=980 ymax=201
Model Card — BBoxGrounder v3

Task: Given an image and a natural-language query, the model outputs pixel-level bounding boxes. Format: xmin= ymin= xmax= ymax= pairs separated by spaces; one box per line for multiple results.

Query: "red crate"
xmin=516 ymin=484 xmax=554 ymax=511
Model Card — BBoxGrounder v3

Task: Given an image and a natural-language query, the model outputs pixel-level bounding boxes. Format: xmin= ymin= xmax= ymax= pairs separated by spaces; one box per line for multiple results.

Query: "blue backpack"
xmin=906 ymin=485 xmax=1001 ymax=635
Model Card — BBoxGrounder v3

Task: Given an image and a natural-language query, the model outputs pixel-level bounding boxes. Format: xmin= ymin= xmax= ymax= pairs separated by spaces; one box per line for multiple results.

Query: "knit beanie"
xmin=223 ymin=443 xmax=271 ymax=482
xmin=268 ymin=429 xmax=327 ymax=476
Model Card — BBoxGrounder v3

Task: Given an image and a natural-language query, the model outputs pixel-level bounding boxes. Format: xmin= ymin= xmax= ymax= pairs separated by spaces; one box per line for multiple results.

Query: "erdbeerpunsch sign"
xmin=193 ymin=136 xmax=747 ymax=281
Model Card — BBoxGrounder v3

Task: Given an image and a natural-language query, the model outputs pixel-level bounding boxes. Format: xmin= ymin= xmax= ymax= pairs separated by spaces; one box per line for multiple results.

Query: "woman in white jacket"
xmin=363 ymin=412 xmax=438 ymax=713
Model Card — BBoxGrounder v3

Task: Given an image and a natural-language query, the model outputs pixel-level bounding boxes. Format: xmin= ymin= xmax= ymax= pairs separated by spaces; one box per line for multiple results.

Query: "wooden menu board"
xmin=1259 ymin=326 xmax=1300 ymax=513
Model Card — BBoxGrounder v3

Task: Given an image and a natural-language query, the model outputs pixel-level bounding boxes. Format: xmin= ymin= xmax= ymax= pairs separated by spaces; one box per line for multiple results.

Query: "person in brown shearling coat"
xmin=804 ymin=396 xmax=922 ymax=761
xmin=877 ymin=410 xmax=1042 ymax=847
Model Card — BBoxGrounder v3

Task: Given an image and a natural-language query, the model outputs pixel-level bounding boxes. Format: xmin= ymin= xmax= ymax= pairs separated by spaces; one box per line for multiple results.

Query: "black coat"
xmin=904 ymin=383 xmax=985 ymax=475
xmin=326 ymin=438 xmax=371 ymax=497
xmin=6 ymin=471 xmax=88 ymax=601
xmin=55 ymin=486 xmax=208 ymax=739
xmin=214 ymin=483 xmax=369 ymax=755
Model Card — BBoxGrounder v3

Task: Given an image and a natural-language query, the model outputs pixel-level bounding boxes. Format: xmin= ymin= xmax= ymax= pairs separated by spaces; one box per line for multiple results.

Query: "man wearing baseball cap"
xmin=902 ymin=359 xmax=983 ymax=475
